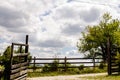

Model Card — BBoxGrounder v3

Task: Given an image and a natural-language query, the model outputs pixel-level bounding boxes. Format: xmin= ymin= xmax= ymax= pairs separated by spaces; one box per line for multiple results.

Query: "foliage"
xmin=2 ymin=46 xmax=11 ymax=80
xmin=99 ymin=62 xmax=107 ymax=69
xmin=2 ymin=46 xmax=11 ymax=62
xmin=42 ymin=60 xmax=59 ymax=72
xmin=115 ymin=51 xmax=120 ymax=64
xmin=80 ymin=68 xmax=105 ymax=73
xmin=42 ymin=64 xmax=50 ymax=72
xmin=77 ymin=13 xmax=120 ymax=62
xmin=0 ymin=65 xmax=4 ymax=71
xmin=81 ymin=75 xmax=120 ymax=80
xmin=28 ymin=67 xmax=106 ymax=77
xmin=78 ymin=65 xmax=84 ymax=70
xmin=49 ymin=60 xmax=59 ymax=71
xmin=42 ymin=60 xmax=73 ymax=72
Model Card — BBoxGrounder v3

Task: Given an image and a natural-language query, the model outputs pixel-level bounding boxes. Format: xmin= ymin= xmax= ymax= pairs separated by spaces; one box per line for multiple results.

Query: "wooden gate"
xmin=110 ymin=52 xmax=120 ymax=75
xmin=107 ymin=45 xmax=120 ymax=75
xmin=7 ymin=35 xmax=29 ymax=80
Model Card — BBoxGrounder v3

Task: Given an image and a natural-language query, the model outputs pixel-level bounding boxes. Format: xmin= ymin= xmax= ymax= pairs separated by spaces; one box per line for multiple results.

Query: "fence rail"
xmin=29 ymin=57 xmax=104 ymax=71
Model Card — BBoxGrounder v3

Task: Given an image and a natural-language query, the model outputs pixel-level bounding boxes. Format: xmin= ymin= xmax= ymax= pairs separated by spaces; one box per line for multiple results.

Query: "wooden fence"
xmin=29 ymin=57 xmax=104 ymax=71
xmin=5 ymin=35 xmax=29 ymax=80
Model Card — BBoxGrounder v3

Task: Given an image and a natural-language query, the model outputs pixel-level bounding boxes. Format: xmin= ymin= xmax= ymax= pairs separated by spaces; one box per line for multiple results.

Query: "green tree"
xmin=2 ymin=46 xmax=11 ymax=62
xmin=77 ymin=13 xmax=120 ymax=62
xmin=2 ymin=46 xmax=11 ymax=80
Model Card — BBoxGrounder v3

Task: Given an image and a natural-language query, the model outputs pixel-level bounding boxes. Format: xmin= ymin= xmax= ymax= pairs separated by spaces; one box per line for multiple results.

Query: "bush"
xmin=0 ymin=65 xmax=4 ymax=71
xmin=78 ymin=65 xmax=84 ymax=70
xmin=42 ymin=64 xmax=50 ymax=72
xmin=80 ymin=67 xmax=105 ymax=74
xmin=99 ymin=62 xmax=106 ymax=69
xmin=115 ymin=52 xmax=120 ymax=64
xmin=42 ymin=60 xmax=59 ymax=72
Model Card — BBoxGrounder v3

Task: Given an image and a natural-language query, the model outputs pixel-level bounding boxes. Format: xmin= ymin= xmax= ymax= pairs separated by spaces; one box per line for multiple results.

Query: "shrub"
xmin=42 ymin=60 xmax=59 ymax=72
xmin=49 ymin=60 xmax=59 ymax=71
xmin=99 ymin=62 xmax=106 ymax=69
xmin=0 ymin=65 xmax=4 ymax=71
xmin=78 ymin=65 xmax=84 ymax=70
xmin=115 ymin=51 xmax=120 ymax=64
xmin=42 ymin=64 xmax=50 ymax=72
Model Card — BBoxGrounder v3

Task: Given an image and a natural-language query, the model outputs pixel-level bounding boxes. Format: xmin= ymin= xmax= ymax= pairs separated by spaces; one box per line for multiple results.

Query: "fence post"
xmin=64 ymin=56 xmax=67 ymax=71
xmin=107 ymin=37 xmax=111 ymax=75
xmin=93 ymin=55 xmax=95 ymax=70
xmin=33 ymin=57 xmax=36 ymax=71
xmin=25 ymin=35 xmax=29 ymax=62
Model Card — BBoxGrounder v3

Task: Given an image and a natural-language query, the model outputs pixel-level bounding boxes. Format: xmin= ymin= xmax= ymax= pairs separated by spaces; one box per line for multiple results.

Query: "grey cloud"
xmin=62 ymin=23 xmax=83 ymax=36
xmin=118 ymin=4 xmax=120 ymax=8
xmin=38 ymin=39 xmax=67 ymax=48
xmin=79 ymin=8 xmax=100 ymax=22
xmin=54 ymin=6 xmax=78 ymax=19
xmin=0 ymin=6 xmax=29 ymax=30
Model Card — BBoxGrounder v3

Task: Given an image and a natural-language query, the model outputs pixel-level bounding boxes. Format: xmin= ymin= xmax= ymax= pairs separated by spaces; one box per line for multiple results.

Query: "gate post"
xmin=25 ymin=35 xmax=29 ymax=62
xmin=107 ymin=37 xmax=111 ymax=75
xmin=93 ymin=54 xmax=95 ymax=70
xmin=64 ymin=56 xmax=67 ymax=71
xmin=33 ymin=57 xmax=36 ymax=71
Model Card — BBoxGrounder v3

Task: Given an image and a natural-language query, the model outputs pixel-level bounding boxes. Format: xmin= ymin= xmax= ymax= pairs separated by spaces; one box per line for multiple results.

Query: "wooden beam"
xmin=12 ymin=62 xmax=28 ymax=69
xmin=12 ymin=43 xmax=28 ymax=46
xmin=13 ymin=53 xmax=29 ymax=57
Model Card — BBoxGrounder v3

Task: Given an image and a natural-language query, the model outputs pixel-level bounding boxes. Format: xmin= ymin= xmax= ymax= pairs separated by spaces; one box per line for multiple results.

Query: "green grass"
xmin=27 ymin=68 xmax=106 ymax=77
xmin=81 ymin=75 xmax=120 ymax=80
xmin=28 ymin=71 xmax=78 ymax=77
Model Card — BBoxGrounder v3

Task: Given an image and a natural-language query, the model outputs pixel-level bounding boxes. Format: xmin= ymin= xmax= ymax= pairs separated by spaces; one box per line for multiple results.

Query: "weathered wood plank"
xmin=11 ymin=66 xmax=27 ymax=74
xmin=10 ymin=70 xmax=27 ymax=80
xmin=32 ymin=58 xmax=103 ymax=60
xmin=12 ymin=62 xmax=28 ymax=69
xmin=30 ymin=61 xmax=101 ymax=64
xmin=13 ymin=43 xmax=28 ymax=46
xmin=13 ymin=53 xmax=29 ymax=57
xmin=14 ymin=74 xmax=27 ymax=80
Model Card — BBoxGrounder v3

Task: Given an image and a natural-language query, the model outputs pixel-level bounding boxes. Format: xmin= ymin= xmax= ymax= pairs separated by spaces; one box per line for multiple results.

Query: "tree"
xmin=2 ymin=46 xmax=11 ymax=80
xmin=77 ymin=13 xmax=120 ymax=62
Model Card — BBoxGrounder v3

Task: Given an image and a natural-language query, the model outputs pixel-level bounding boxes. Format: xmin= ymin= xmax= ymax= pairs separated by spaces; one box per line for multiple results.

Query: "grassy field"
xmin=27 ymin=68 xmax=106 ymax=77
xmin=81 ymin=75 xmax=120 ymax=80
xmin=28 ymin=71 xmax=80 ymax=77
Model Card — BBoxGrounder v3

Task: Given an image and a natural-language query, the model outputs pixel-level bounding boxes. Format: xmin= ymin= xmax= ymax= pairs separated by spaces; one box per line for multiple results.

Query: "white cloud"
xmin=0 ymin=0 xmax=120 ymax=58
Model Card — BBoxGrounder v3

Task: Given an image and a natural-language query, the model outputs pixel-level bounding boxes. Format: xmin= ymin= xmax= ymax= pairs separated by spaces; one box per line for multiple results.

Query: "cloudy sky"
xmin=0 ymin=0 xmax=120 ymax=58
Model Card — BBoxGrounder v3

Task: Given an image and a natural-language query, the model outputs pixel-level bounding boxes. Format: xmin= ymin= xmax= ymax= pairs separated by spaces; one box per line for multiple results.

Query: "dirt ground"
xmin=27 ymin=73 xmax=107 ymax=80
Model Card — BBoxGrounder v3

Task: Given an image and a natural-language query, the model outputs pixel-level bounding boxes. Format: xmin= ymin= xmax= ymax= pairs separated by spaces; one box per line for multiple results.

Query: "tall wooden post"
xmin=25 ymin=35 xmax=29 ymax=62
xmin=64 ymin=56 xmax=67 ymax=71
xmin=33 ymin=57 xmax=36 ymax=72
xmin=93 ymin=54 xmax=95 ymax=70
xmin=25 ymin=35 xmax=29 ymax=53
xmin=107 ymin=37 xmax=111 ymax=75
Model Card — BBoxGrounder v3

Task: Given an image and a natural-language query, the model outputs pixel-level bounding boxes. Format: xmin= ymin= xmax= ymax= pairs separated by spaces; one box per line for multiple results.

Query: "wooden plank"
xmin=10 ymin=70 xmax=27 ymax=80
xmin=58 ymin=66 xmax=98 ymax=68
xmin=11 ymin=66 xmax=27 ymax=74
xmin=111 ymin=69 xmax=119 ymax=72
xmin=20 ymin=70 xmax=27 ymax=75
xmin=13 ymin=53 xmax=29 ymax=57
xmin=28 ymin=65 xmax=99 ymax=69
xmin=14 ymin=74 xmax=27 ymax=80
xmin=32 ymin=58 xmax=103 ymax=60
xmin=29 ymin=62 xmax=101 ymax=64
xmin=13 ymin=43 xmax=28 ymax=46
xmin=12 ymin=62 xmax=28 ymax=69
